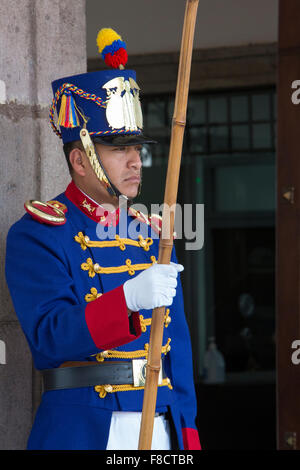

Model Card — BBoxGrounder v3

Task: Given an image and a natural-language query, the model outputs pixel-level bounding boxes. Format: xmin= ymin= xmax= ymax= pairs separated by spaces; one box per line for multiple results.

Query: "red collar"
xmin=65 ymin=181 xmax=120 ymax=226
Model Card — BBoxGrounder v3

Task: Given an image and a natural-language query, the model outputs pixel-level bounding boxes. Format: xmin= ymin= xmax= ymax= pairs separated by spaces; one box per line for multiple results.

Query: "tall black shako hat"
xmin=50 ymin=28 xmax=155 ymax=197
xmin=51 ymin=28 xmax=154 ymax=146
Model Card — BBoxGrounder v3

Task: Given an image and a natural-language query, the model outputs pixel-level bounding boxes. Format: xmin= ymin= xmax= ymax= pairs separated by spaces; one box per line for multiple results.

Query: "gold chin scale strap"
xmin=79 ymin=128 xmax=121 ymax=198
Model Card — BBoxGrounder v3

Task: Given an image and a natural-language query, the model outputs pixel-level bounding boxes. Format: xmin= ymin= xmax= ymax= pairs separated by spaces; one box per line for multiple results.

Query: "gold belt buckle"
xmin=132 ymin=359 xmax=163 ymax=387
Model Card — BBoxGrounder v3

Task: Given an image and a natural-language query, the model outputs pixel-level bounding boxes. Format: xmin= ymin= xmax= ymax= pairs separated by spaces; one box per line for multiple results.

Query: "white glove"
xmin=123 ymin=262 xmax=184 ymax=312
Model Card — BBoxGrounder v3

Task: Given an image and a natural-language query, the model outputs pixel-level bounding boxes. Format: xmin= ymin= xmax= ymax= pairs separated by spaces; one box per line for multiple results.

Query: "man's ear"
xmin=69 ymin=148 xmax=86 ymax=176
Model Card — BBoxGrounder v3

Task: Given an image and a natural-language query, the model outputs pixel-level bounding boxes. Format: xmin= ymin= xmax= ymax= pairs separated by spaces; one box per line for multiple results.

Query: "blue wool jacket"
xmin=5 ymin=181 xmax=200 ymax=450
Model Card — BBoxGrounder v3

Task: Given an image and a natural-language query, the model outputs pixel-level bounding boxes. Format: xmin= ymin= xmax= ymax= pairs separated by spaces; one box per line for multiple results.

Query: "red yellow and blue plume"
xmin=96 ymin=27 xmax=128 ymax=69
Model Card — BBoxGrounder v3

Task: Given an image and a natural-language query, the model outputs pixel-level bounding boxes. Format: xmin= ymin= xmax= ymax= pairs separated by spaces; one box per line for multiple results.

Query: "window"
xmin=142 ymin=88 xmax=276 ymax=161
xmin=139 ymin=87 xmax=276 ymax=380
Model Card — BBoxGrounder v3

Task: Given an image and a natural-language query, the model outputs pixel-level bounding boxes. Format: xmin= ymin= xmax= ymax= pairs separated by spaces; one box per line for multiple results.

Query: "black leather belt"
xmin=42 ymin=360 xmax=166 ymax=391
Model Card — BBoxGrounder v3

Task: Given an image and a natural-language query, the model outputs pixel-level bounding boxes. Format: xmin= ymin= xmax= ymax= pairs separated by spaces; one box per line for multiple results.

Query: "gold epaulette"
xmin=129 ymin=209 xmax=176 ymax=238
xmin=128 ymin=207 xmax=151 ymax=226
xmin=150 ymin=213 xmax=177 ymax=239
xmin=24 ymin=200 xmax=67 ymax=226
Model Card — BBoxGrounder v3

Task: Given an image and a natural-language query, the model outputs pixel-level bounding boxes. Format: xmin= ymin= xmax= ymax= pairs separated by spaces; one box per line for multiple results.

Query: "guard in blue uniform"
xmin=5 ymin=28 xmax=201 ymax=450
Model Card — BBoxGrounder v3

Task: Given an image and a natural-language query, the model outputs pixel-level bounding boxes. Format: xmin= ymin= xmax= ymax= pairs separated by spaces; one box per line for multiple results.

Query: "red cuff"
xmin=182 ymin=428 xmax=201 ymax=450
xmin=85 ymin=285 xmax=141 ymax=350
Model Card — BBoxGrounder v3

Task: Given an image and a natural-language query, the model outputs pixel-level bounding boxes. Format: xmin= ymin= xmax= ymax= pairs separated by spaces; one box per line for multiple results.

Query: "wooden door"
xmin=277 ymin=0 xmax=300 ymax=450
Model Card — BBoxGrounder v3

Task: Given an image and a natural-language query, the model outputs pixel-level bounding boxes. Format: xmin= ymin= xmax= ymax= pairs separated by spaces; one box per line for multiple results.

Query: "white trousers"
xmin=106 ymin=411 xmax=171 ymax=450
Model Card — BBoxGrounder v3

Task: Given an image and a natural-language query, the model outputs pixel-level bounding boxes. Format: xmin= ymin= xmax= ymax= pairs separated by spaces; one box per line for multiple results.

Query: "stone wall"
xmin=0 ymin=0 xmax=86 ymax=449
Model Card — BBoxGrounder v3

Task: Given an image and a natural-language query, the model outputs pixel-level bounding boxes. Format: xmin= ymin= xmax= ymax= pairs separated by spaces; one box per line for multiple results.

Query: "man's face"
xmin=94 ymin=143 xmax=142 ymax=199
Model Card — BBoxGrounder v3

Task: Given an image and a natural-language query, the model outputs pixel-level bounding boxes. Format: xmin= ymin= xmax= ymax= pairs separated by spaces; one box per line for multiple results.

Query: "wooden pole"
xmin=138 ymin=0 xmax=199 ymax=450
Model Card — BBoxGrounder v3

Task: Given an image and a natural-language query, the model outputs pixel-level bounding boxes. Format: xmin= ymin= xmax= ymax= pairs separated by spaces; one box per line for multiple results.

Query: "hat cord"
xmin=49 ymin=82 xmax=142 ymax=139
xmin=49 ymin=83 xmax=107 ymax=138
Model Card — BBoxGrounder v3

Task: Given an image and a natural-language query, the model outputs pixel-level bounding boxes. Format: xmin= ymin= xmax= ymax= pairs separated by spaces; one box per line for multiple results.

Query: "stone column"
xmin=0 ymin=0 xmax=86 ymax=449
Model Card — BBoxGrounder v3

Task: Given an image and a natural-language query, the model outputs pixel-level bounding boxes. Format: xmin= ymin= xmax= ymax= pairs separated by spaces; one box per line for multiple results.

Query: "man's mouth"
xmin=124 ymin=175 xmax=141 ymax=183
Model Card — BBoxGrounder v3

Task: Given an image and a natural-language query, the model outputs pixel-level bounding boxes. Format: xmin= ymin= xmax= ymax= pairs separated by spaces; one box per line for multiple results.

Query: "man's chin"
xmin=120 ymin=186 xmax=140 ymax=200
xmin=122 ymin=191 xmax=138 ymax=200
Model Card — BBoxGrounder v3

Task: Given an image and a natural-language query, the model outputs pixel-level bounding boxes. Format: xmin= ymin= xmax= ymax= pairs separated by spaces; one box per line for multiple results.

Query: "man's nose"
xmin=128 ymin=148 xmax=142 ymax=169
